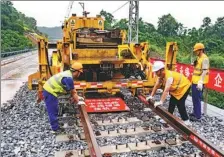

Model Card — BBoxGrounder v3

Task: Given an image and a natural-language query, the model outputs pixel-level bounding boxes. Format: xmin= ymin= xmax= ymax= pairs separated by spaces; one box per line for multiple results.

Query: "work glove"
xmin=156 ymin=89 xmax=163 ymax=94
xmin=154 ymin=101 xmax=162 ymax=108
xmin=77 ymin=100 xmax=86 ymax=106
xmin=137 ymin=75 xmax=142 ymax=80
xmin=78 ymin=96 xmax=85 ymax=101
xmin=146 ymin=95 xmax=153 ymax=101
xmin=70 ymin=97 xmax=78 ymax=104
xmin=197 ymin=80 xmax=203 ymax=91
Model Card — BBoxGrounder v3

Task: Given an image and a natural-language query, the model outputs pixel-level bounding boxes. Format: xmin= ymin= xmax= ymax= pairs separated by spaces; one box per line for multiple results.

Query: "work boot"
xmin=51 ymin=127 xmax=65 ymax=135
xmin=190 ymin=116 xmax=201 ymax=122
xmin=159 ymin=119 xmax=166 ymax=124
xmin=183 ymin=120 xmax=192 ymax=126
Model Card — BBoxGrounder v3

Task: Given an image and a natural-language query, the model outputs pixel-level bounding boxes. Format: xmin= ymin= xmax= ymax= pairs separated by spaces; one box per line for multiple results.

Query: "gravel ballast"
xmin=1 ymin=84 xmax=224 ymax=157
xmin=1 ymin=84 xmax=87 ymax=157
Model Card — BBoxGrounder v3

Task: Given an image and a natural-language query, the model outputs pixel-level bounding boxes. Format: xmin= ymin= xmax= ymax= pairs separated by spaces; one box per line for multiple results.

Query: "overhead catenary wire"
xmin=111 ymin=1 xmax=129 ymax=15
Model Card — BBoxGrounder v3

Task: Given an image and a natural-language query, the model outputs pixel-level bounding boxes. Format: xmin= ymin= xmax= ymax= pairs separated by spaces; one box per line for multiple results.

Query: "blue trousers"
xmin=43 ymin=90 xmax=59 ymax=131
xmin=191 ymin=84 xmax=204 ymax=119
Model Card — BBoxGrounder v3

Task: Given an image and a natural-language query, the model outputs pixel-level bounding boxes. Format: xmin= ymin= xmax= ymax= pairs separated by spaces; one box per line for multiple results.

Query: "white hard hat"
xmin=152 ymin=61 xmax=165 ymax=72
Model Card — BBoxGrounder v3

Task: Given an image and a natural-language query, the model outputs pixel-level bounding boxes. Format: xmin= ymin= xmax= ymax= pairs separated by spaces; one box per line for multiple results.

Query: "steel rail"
xmin=79 ymin=105 xmax=102 ymax=157
xmin=138 ymin=95 xmax=224 ymax=157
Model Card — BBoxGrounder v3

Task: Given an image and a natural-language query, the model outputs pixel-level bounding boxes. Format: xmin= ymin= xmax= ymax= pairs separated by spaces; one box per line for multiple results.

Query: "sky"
xmin=13 ymin=1 xmax=224 ymax=29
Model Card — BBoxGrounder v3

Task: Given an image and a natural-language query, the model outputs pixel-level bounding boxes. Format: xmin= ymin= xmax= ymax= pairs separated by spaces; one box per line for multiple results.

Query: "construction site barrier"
xmin=1 ymin=49 xmax=37 ymax=66
xmin=1 ymin=48 xmax=37 ymax=58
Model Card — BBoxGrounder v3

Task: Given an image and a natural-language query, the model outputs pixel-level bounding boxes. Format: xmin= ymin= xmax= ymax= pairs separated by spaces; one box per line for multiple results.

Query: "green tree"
xmin=98 ymin=11 xmax=224 ymax=109
xmin=201 ymin=17 xmax=211 ymax=28
xmin=100 ymin=10 xmax=114 ymax=29
xmin=1 ymin=1 xmax=38 ymax=52
xmin=113 ymin=18 xmax=128 ymax=30
xmin=1 ymin=15 xmax=10 ymax=29
xmin=215 ymin=17 xmax=224 ymax=27
xmin=157 ymin=14 xmax=179 ymax=37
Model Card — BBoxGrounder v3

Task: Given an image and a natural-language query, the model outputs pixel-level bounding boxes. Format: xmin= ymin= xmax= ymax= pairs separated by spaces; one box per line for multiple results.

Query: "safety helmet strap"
xmin=70 ymin=67 xmax=83 ymax=73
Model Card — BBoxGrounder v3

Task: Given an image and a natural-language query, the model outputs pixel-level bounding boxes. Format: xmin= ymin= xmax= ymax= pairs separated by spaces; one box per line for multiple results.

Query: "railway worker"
xmin=145 ymin=55 xmax=153 ymax=80
xmin=146 ymin=61 xmax=191 ymax=125
xmin=135 ymin=59 xmax=146 ymax=80
xmin=190 ymin=43 xmax=209 ymax=121
xmin=42 ymin=62 xmax=84 ymax=134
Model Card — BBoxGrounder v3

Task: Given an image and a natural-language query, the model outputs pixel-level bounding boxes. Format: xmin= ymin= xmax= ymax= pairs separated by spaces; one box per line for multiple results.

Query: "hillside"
xmin=100 ymin=10 xmax=224 ymax=69
xmin=37 ymin=26 xmax=63 ymax=40
xmin=1 ymin=1 xmax=40 ymax=52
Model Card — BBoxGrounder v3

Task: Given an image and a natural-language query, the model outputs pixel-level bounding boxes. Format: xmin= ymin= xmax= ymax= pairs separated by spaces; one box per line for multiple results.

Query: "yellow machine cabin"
xmin=55 ymin=14 xmax=155 ymax=93
xmin=28 ymin=13 xmax=157 ymax=100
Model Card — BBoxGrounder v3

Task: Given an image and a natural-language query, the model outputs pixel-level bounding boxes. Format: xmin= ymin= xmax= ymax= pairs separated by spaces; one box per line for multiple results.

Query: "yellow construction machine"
xmin=28 ymin=13 xmax=158 ymax=102
xmin=28 ymin=8 xmax=180 ymax=112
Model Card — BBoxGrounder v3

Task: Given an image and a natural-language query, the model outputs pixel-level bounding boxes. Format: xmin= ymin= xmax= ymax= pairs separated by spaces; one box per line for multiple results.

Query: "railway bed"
xmin=1 ymin=85 xmax=224 ymax=157
xmin=54 ymin=90 xmax=224 ymax=157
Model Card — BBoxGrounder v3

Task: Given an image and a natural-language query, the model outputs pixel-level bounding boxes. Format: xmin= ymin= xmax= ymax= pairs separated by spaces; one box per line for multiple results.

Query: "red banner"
xmin=150 ymin=58 xmax=224 ymax=93
xmin=85 ymin=98 xmax=130 ymax=113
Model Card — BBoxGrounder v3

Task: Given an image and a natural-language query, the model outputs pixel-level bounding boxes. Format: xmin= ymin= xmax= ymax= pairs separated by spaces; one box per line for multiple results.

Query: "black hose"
xmin=45 ymin=43 xmax=53 ymax=76
xmin=169 ymin=45 xmax=174 ymax=70
xmin=58 ymin=50 xmax=62 ymax=62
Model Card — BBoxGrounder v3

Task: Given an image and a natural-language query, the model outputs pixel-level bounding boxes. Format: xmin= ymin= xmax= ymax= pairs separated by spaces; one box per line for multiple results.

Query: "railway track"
xmin=53 ymin=91 xmax=224 ymax=157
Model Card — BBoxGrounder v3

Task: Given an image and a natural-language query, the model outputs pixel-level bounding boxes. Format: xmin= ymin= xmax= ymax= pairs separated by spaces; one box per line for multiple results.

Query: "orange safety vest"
xmin=192 ymin=53 xmax=209 ymax=84
xmin=165 ymin=70 xmax=191 ymax=100
xmin=145 ymin=62 xmax=153 ymax=79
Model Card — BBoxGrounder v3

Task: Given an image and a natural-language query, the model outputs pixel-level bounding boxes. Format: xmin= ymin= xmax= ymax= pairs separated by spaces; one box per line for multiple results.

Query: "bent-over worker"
xmin=147 ymin=61 xmax=191 ymax=126
xmin=42 ymin=62 xmax=84 ymax=134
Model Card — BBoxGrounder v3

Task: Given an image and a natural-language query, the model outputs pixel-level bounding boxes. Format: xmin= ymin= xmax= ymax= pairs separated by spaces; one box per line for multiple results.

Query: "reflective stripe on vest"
xmin=193 ymin=72 xmax=209 ymax=76
xmin=193 ymin=68 xmax=209 ymax=76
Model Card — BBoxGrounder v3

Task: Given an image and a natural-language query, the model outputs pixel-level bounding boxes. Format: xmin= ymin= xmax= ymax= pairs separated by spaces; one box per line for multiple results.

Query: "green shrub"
xmin=209 ymin=53 xmax=224 ymax=69
xmin=207 ymin=90 xmax=224 ymax=109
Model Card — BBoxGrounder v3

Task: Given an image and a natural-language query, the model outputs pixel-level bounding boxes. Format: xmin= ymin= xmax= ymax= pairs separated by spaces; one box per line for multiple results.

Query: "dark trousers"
xmin=192 ymin=84 xmax=204 ymax=119
xmin=168 ymin=87 xmax=190 ymax=121
xmin=43 ymin=90 xmax=59 ymax=131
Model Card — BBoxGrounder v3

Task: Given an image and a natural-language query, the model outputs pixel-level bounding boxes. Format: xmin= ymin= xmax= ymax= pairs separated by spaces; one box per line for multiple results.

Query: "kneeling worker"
xmin=43 ymin=62 xmax=84 ymax=134
xmin=147 ymin=61 xmax=191 ymax=125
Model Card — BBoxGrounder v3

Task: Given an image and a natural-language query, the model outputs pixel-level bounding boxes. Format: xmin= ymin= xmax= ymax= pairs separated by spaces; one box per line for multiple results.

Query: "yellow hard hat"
xmin=193 ymin=43 xmax=205 ymax=52
xmin=70 ymin=62 xmax=83 ymax=73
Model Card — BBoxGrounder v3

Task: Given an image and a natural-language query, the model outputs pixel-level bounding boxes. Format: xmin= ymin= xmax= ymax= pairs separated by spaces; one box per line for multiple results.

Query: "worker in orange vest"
xmin=145 ymin=56 xmax=154 ymax=80
xmin=190 ymin=43 xmax=209 ymax=121
xmin=146 ymin=61 xmax=191 ymax=125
